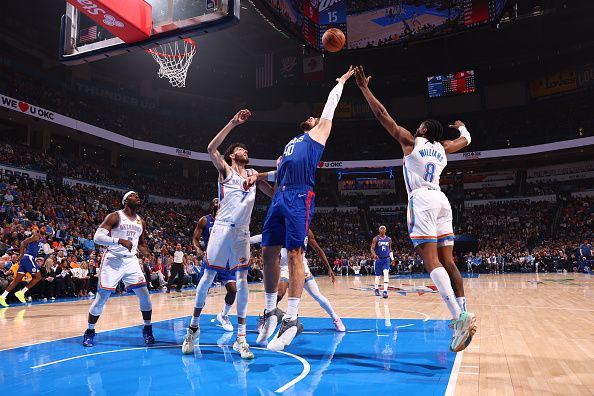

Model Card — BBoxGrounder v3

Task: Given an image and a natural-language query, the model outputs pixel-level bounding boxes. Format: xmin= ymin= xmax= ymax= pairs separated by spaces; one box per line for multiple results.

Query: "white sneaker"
xmin=333 ymin=318 xmax=346 ymax=332
xmin=233 ymin=337 xmax=254 ymax=359
xmin=88 ymin=292 xmax=94 ymax=297
xmin=256 ymin=308 xmax=285 ymax=345
xmin=267 ymin=317 xmax=303 ymax=352
xmin=182 ymin=326 xmax=200 ymax=354
xmin=217 ymin=312 xmax=234 ymax=332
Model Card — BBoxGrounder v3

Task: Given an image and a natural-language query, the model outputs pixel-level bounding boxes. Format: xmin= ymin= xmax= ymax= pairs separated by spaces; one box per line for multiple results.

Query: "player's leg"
xmin=0 ymin=273 xmax=25 ymax=306
xmin=258 ymin=199 xmax=286 ymax=344
xmin=277 ymin=278 xmax=289 ymax=304
xmin=183 ymin=224 xmax=231 ymax=353
xmin=233 ymin=268 xmax=253 ymax=359
xmin=304 ymin=278 xmax=345 ymax=331
xmin=267 ymin=191 xmax=314 ymax=351
xmin=14 ymin=259 xmax=43 ymax=302
xmin=409 ymin=193 xmax=474 ymax=352
xmin=122 ymin=257 xmax=154 ymax=344
xmin=132 ymin=286 xmax=154 ymax=344
xmin=436 ymin=196 xmax=468 ymax=314
xmin=382 ymin=265 xmax=390 ymax=299
xmin=83 ymin=255 xmax=120 ymax=346
xmin=216 ymin=278 xmax=236 ymax=332
xmin=373 ymin=260 xmax=381 ymax=296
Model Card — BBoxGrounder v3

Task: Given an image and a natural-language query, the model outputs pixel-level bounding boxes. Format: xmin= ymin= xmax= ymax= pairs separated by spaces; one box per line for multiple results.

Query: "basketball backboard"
xmin=59 ymin=0 xmax=240 ymax=65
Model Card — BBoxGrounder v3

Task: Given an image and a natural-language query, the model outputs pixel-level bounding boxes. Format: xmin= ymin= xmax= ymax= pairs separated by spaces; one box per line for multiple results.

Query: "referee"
xmin=167 ymin=244 xmax=186 ymax=293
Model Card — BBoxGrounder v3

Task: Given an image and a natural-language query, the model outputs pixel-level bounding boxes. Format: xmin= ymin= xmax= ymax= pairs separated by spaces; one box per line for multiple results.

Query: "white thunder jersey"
xmin=216 ymin=168 xmax=256 ymax=226
xmin=402 ymin=137 xmax=447 ymax=198
xmin=108 ymin=210 xmax=143 ymax=256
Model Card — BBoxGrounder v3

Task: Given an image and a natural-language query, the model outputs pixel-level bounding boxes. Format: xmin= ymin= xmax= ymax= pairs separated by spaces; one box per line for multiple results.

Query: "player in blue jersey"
xmin=370 ymin=225 xmax=394 ymax=299
xmin=192 ymin=198 xmax=237 ymax=332
xmin=246 ymin=66 xmax=355 ymax=351
xmin=0 ymin=225 xmax=46 ymax=307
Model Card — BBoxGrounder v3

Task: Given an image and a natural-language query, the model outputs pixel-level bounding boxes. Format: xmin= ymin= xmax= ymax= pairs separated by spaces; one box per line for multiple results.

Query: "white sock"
xmin=374 ymin=276 xmax=380 ymax=290
xmin=304 ymin=280 xmax=338 ymax=320
xmin=429 ymin=267 xmax=462 ymax=320
xmin=87 ymin=323 xmax=96 ymax=330
xmin=237 ymin=323 xmax=246 ymax=337
xmin=144 ymin=319 xmax=151 ymax=326
xmin=265 ymin=292 xmax=277 ymax=311
xmin=1 ymin=291 xmax=8 ymax=299
xmin=21 ymin=287 xmax=29 ymax=294
xmin=222 ymin=303 xmax=232 ymax=316
xmin=286 ymin=297 xmax=300 ymax=320
xmin=456 ymin=297 xmax=467 ymax=312
xmin=190 ymin=316 xmax=200 ymax=328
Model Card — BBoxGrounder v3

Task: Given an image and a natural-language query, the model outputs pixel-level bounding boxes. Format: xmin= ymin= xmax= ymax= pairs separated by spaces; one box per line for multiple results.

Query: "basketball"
xmin=322 ymin=28 xmax=346 ymax=52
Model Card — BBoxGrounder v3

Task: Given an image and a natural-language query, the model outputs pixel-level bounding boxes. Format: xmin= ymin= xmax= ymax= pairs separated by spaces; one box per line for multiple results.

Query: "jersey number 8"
xmin=423 ymin=163 xmax=436 ymax=183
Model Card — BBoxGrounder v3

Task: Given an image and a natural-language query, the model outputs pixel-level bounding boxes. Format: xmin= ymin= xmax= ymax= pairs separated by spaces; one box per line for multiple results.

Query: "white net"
xmin=147 ymin=38 xmax=197 ymax=88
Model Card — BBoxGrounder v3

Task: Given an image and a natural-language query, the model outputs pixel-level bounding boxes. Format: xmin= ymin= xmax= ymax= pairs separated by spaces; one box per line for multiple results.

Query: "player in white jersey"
xmin=82 ymin=191 xmax=154 ymax=347
xmin=266 ymin=229 xmax=345 ymax=333
xmin=355 ymin=66 xmax=476 ymax=352
xmin=182 ymin=109 xmax=274 ymax=359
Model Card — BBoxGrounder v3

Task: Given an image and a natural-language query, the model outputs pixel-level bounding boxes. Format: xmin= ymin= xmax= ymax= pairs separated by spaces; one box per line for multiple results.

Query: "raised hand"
xmin=354 ymin=66 xmax=372 ymax=89
xmin=337 ymin=65 xmax=355 ymax=84
xmin=231 ymin=109 xmax=252 ymax=125
xmin=449 ymin=120 xmax=465 ymax=129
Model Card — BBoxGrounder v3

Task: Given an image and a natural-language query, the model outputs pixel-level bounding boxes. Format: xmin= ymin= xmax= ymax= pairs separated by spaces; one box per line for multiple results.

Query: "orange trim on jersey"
xmin=125 ymin=281 xmax=147 ymax=290
xmin=437 ymin=233 xmax=455 ymax=238
xmin=410 ymin=236 xmax=438 ymax=239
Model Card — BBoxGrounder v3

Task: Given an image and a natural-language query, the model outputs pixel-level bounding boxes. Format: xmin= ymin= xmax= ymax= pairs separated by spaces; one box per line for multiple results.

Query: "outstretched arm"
xmin=309 ymin=66 xmax=355 ymax=146
xmin=207 ymin=109 xmax=251 ymax=178
xmin=307 ymin=230 xmax=335 ymax=283
xmin=354 ymin=66 xmax=414 ymax=155
xmin=256 ymin=180 xmax=275 ymax=198
xmin=441 ymin=120 xmax=472 ymax=154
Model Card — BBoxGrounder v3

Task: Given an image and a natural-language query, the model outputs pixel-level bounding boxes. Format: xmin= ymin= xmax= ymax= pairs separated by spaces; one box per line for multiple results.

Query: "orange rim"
xmin=146 ymin=38 xmax=196 ymax=58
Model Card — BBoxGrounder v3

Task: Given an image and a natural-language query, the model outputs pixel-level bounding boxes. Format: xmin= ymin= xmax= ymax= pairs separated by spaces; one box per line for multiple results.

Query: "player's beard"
xmin=127 ymin=201 xmax=140 ymax=210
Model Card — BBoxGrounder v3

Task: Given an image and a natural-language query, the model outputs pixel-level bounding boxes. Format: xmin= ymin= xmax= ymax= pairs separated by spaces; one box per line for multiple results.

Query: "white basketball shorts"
xmin=205 ymin=222 xmax=251 ymax=272
xmin=99 ymin=252 xmax=147 ymax=292
xmin=407 ymin=189 xmax=454 ymax=247
xmin=280 ymin=248 xmax=313 ymax=282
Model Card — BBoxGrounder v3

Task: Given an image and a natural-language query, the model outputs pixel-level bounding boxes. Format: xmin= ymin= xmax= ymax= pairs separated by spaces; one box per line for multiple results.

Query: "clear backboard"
xmin=59 ymin=0 xmax=240 ymax=65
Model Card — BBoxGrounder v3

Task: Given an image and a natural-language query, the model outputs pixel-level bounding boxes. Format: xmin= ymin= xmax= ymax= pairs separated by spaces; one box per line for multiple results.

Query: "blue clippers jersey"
xmin=277 ymin=133 xmax=325 ymax=188
xmin=26 ymin=239 xmax=41 ymax=256
xmin=374 ymin=236 xmax=391 ymax=258
xmin=202 ymin=214 xmax=215 ymax=249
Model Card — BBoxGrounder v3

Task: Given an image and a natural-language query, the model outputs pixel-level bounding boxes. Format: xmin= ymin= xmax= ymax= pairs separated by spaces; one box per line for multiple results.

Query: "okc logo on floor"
xmin=350 ymin=284 xmax=438 ymax=296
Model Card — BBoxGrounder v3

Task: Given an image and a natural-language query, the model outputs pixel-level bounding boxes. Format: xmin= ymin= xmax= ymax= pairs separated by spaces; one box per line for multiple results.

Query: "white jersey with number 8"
xmin=402 ymin=137 xmax=447 ymax=198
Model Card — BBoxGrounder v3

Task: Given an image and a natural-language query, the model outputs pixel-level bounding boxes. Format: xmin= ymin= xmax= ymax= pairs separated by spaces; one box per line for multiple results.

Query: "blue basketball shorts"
xmin=262 ymin=187 xmax=315 ymax=249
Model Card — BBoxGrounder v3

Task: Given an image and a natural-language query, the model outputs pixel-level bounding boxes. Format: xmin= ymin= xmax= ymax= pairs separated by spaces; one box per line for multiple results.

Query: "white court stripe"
xmin=31 ymin=344 xmax=310 ymax=393
xmin=445 ymin=351 xmax=463 ymax=396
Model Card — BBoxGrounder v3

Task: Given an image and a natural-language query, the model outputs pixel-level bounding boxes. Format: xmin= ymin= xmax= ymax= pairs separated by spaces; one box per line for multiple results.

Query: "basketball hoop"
xmin=146 ymin=38 xmax=197 ymax=88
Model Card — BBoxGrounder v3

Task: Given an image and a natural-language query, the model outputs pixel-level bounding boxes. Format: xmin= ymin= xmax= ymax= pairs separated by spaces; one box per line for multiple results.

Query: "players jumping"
xmin=249 ymin=66 xmax=355 ymax=351
xmin=354 ymin=65 xmax=476 ymax=352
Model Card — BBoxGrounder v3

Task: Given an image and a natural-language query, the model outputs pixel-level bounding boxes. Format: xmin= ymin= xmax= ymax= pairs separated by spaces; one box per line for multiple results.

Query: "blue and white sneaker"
xmin=82 ymin=329 xmax=95 ymax=347
xmin=374 ymin=289 xmax=380 ymax=296
xmin=382 ymin=291 xmax=388 ymax=299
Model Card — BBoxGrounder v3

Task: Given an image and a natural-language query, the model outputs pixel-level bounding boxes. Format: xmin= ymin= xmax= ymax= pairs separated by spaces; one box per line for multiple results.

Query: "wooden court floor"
xmin=1 ymin=273 xmax=593 ymax=395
